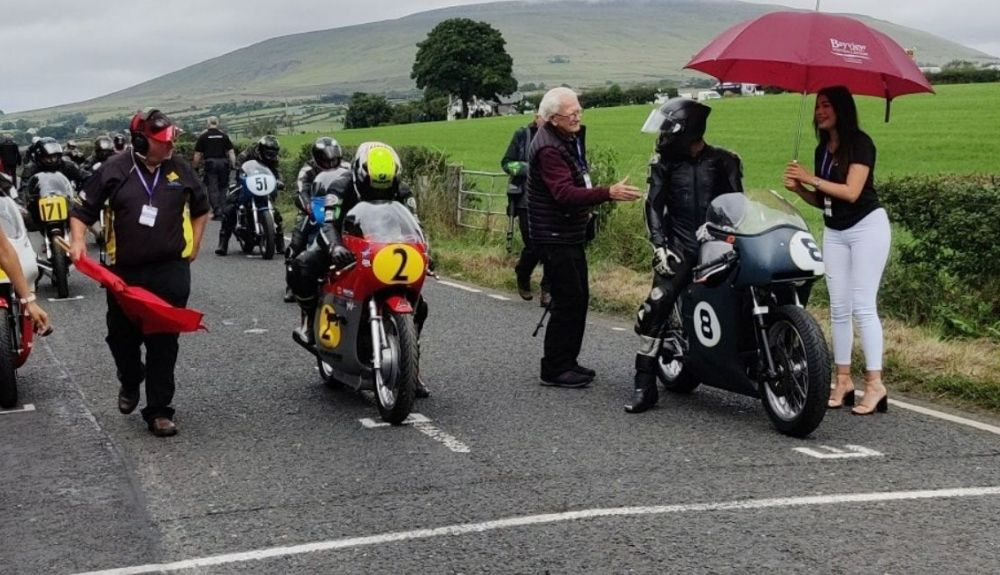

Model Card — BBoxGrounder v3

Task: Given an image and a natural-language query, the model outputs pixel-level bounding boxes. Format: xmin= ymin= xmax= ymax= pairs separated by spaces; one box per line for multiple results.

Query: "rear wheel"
xmin=375 ymin=310 xmax=417 ymax=425
xmin=760 ymin=305 xmax=830 ymax=437
xmin=261 ymin=211 xmax=276 ymax=260
xmin=656 ymin=355 xmax=700 ymax=393
xmin=51 ymin=245 xmax=70 ymax=299
xmin=317 ymin=357 xmax=342 ymax=389
xmin=0 ymin=307 xmax=19 ymax=409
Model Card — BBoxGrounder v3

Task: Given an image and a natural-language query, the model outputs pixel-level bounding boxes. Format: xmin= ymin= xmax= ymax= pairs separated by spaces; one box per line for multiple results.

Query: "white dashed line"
xmin=885 ymin=395 xmax=1000 ymax=436
xmin=71 ymin=486 xmax=1000 ymax=575
xmin=359 ymin=412 xmax=470 ymax=453
xmin=359 ymin=413 xmax=431 ymax=428
xmin=437 ymin=280 xmax=481 ymax=293
xmin=47 ymin=295 xmax=85 ymax=302
xmin=243 ymin=328 xmax=268 ymax=334
xmin=793 ymin=444 xmax=883 ymax=459
xmin=611 ymin=327 xmax=627 ymax=332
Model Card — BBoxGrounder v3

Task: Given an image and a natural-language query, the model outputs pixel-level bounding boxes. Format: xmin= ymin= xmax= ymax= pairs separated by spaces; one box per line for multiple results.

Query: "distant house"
xmin=447 ymin=92 xmax=524 ymax=120
xmin=715 ymin=82 xmax=759 ymax=96
xmin=919 ymin=66 xmax=942 ymax=74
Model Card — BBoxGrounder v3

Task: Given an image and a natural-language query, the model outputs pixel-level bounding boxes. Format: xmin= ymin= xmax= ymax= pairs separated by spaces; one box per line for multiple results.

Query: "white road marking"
xmin=488 ymin=294 xmax=511 ymax=301
xmin=611 ymin=327 xmax=627 ymax=332
xmin=437 ymin=280 xmax=481 ymax=293
xmin=412 ymin=421 xmax=471 ymax=453
xmin=855 ymin=390 xmax=1000 ymax=437
xmin=71 ymin=486 xmax=1000 ymax=575
xmin=793 ymin=444 xmax=883 ymax=459
xmin=0 ymin=403 xmax=35 ymax=415
xmin=359 ymin=413 xmax=431 ymax=428
xmin=243 ymin=328 xmax=268 ymax=334
xmin=47 ymin=295 xmax=85 ymax=302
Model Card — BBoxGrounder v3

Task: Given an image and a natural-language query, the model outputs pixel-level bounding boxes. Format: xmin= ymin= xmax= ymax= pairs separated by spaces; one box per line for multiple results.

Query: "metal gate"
xmin=457 ymin=170 xmax=508 ymax=231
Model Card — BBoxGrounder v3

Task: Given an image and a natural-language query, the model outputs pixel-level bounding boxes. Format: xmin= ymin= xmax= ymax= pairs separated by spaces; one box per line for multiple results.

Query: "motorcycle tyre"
xmin=760 ymin=305 xmax=830 ymax=438
xmin=261 ymin=212 xmax=276 ymax=260
xmin=0 ymin=307 xmax=18 ymax=409
xmin=656 ymin=357 xmax=700 ymax=394
xmin=317 ymin=357 xmax=343 ymax=389
xmin=375 ymin=310 xmax=417 ymax=426
xmin=52 ymin=247 xmax=70 ymax=299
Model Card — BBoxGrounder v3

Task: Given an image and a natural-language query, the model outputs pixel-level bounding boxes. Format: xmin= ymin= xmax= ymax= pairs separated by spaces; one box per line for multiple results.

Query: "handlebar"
xmin=692 ymin=250 xmax=737 ymax=275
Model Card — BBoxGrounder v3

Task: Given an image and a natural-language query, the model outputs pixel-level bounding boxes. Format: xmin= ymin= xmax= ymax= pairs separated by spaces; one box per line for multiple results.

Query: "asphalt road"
xmin=2 ymin=221 xmax=999 ymax=574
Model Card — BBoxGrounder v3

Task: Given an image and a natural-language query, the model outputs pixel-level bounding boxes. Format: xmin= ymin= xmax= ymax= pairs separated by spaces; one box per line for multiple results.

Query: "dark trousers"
xmin=537 ymin=243 xmax=589 ymax=377
xmin=634 ymin=248 xmax=696 ymax=339
xmin=515 ymin=209 xmax=547 ymax=290
xmin=203 ymin=159 xmax=230 ymax=217
xmin=106 ymin=260 xmax=191 ymax=422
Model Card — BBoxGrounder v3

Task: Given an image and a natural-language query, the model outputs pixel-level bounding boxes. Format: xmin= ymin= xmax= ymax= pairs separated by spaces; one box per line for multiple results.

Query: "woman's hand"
xmin=784 ymin=161 xmax=814 ymax=186
xmin=26 ymin=301 xmax=51 ymax=336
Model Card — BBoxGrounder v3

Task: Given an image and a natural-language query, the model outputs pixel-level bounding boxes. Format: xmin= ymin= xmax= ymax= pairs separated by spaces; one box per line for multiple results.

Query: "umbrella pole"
xmin=793 ymin=91 xmax=809 ymax=161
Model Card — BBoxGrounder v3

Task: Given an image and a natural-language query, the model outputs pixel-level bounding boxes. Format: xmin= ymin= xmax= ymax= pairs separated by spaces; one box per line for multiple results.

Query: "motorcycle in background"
xmin=26 ymin=172 xmax=74 ymax=298
xmin=293 ymin=201 xmax=428 ymax=424
xmin=656 ymin=190 xmax=830 ymax=437
xmin=0 ymin=196 xmax=43 ymax=408
xmin=230 ymin=160 xmax=279 ymax=260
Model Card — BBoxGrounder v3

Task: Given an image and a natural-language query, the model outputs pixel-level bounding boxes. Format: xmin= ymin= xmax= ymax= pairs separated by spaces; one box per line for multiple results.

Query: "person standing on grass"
xmin=784 ymin=85 xmax=891 ymax=416
xmin=527 ymin=87 xmax=641 ymax=388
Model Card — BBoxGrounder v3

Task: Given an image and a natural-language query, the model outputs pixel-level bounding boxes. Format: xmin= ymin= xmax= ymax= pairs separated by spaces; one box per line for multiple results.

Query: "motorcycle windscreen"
xmin=0 ymin=197 xmax=27 ymax=240
xmin=706 ymin=190 xmax=808 ymax=236
xmin=342 ymin=201 xmax=425 ymax=244
xmin=32 ymin=172 xmax=74 ymax=198
xmin=239 ymin=160 xmax=277 ymax=197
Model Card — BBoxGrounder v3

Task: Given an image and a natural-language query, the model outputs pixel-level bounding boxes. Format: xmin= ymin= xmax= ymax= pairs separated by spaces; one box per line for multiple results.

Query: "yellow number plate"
xmin=372 ymin=244 xmax=424 ymax=285
xmin=317 ymin=304 xmax=342 ymax=349
xmin=39 ymin=196 xmax=68 ymax=222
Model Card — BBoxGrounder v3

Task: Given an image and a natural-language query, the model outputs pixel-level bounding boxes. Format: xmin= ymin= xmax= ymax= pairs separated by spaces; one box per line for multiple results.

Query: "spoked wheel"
xmin=760 ymin=305 xmax=830 ymax=437
xmin=51 ymin=246 xmax=70 ymax=299
xmin=261 ymin=211 xmax=276 ymax=260
xmin=374 ymin=310 xmax=417 ymax=425
xmin=0 ymin=307 xmax=19 ymax=409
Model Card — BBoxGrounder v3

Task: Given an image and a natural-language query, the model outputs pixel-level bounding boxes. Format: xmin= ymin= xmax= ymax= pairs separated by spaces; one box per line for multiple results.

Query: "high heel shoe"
xmin=851 ymin=383 xmax=888 ymax=415
xmin=828 ymin=375 xmax=856 ymax=409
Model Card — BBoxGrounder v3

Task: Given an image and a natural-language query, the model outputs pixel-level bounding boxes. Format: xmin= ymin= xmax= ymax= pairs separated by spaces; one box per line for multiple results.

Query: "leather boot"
xmin=215 ymin=229 xmax=229 ymax=256
xmin=292 ymin=305 xmax=316 ymax=346
xmin=625 ymin=355 xmax=659 ymax=413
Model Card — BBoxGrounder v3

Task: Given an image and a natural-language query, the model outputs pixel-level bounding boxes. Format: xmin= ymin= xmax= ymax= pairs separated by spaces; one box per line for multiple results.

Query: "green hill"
xmin=17 ymin=0 xmax=997 ymax=118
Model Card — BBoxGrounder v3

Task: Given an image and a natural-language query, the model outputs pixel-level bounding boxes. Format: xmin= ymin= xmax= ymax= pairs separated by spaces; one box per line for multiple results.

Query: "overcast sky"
xmin=2 ymin=0 xmax=997 ymax=113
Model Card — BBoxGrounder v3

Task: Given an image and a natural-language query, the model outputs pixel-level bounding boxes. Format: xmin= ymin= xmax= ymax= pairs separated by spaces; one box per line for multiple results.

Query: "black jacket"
xmin=500 ymin=123 xmax=538 ymax=210
xmin=645 ymin=144 xmax=743 ymax=254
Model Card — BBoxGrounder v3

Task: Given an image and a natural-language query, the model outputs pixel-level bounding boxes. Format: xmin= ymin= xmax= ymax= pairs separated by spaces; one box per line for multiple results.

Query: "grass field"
xmin=279 ymin=83 xmax=999 ymax=192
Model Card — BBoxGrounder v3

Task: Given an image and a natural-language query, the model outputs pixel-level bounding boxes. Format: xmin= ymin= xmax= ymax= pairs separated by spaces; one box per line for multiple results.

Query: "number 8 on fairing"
xmin=692 ymin=301 xmax=721 ymax=347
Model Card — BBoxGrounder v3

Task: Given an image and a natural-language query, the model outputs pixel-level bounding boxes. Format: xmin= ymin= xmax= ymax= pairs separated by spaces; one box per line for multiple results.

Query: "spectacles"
xmin=553 ymin=110 xmax=583 ymax=120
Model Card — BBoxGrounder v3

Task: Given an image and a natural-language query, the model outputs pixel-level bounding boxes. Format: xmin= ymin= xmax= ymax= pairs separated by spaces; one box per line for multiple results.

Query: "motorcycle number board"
xmin=372 ymin=244 xmax=424 ymax=285
xmin=317 ymin=304 xmax=342 ymax=348
xmin=39 ymin=196 xmax=68 ymax=222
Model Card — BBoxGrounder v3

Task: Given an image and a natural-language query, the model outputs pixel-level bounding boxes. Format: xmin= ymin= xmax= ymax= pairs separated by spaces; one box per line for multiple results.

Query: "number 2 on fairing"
xmin=372 ymin=244 xmax=424 ymax=285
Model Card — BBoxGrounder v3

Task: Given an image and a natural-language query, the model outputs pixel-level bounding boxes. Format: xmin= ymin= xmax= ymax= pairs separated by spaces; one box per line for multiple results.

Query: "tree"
xmin=344 ymin=93 xmax=393 ymax=129
xmin=411 ymin=18 xmax=517 ymax=119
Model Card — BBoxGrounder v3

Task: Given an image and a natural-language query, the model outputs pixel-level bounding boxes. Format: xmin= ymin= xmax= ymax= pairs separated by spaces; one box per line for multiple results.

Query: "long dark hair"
xmin=814 ymin=85 xmax=860 ymax=177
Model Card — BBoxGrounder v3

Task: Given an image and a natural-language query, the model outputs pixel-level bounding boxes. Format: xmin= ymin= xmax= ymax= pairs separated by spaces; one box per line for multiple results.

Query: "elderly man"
xmin=527 ymin=87 xmax=641 ymax=388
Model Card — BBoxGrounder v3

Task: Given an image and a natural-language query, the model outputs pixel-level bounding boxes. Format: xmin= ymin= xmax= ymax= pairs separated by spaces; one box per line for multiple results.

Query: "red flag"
xmin=73 ymin=253 xmax=207 ymax=335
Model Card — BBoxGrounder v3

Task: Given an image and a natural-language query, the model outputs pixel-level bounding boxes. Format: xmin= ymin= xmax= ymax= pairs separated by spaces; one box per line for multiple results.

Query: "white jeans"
xmin=823 ymin=208 xmax=891 ymax=371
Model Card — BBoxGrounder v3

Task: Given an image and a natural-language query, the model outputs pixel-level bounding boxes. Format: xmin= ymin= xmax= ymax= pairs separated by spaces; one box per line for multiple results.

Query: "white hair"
xmin=538 ymin=87 xmax=579 ymax=121
xmin=207 ymin=116 xmax=219 ymax=127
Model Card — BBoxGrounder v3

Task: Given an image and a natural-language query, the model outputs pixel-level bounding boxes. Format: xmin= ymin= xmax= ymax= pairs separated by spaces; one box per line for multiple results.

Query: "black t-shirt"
xmin=814 ymin=131 xmax=880 ymax=230
xmin=73 ymin=152 xmax=210 ymax=266
xmin=194 ymin=128 xmax=234 ymax=160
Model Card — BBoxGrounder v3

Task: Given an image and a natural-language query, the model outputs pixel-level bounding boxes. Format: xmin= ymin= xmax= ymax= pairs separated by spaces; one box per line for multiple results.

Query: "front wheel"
xmin=375 ymin=309 xmax=417 ymax=425
xmin=261 ymin=211 xmax=276 ymax=260
xmin=0 ymin=307 xmax=19 ymax=409
xmin=760 ymin=305 xmax=830 ymax=437
xmin=51 ymin=244 xmax=70 ymax=299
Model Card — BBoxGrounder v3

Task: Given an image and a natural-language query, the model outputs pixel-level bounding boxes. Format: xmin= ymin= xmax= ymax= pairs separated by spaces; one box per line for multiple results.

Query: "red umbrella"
xmin=685 ymin=10 xmax=934 ymax=154
xmin=73 ymin=252 xmax=207 ymax=335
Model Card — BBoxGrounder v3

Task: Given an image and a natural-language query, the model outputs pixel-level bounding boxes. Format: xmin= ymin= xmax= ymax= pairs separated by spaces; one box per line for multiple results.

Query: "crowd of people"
xmin=0 ymin=82 xmax=891 ymax=435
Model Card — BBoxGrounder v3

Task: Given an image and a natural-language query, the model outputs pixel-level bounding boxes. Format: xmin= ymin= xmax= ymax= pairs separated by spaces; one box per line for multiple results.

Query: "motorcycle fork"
xmin=368 ymin=300 xmax=387 ymax=379
xmin=750 ymin=287 xmax=779 ymax=382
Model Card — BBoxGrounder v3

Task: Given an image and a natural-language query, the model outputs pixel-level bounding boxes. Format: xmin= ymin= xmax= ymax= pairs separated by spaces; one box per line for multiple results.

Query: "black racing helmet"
xmin=641 ymin=97 xmax=712 ymax=153
xmin=112 ymin=133 xmax=127 ymax=151
xmin=256 ymin=135 xmax=280 ymax=163
xmin=38 ymin=138 xmax=64 ymax=168
xmin=94 ymin=136 xmax=115 ymax=162
xmin=311 ymin=136 xmax=343 ymax=170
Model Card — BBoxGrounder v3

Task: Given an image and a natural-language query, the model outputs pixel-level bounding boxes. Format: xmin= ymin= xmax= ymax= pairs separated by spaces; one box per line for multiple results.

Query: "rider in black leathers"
xmin=626 ymin=97 xmax=745 ymax=414
xmin=288 ymin=141 xmax=429 ymax=397
xmin=216 ymin=135 xmax=283 ymax=255
xmin=283 ymin=136 xmax=350 ymax=302
xmin=19 ymin=138 xmax=90 ymax=228
xmin=83 ymin=136 xmax=116 ymax=171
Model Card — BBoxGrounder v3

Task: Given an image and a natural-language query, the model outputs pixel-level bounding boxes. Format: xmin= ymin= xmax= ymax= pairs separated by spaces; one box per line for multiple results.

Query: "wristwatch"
xmin=19 ymin=293 xmax=36 ymax=305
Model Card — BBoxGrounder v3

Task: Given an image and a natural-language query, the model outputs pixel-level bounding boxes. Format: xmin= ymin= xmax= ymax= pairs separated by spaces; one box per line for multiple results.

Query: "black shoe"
xmin=215 ymin=244 xmax=227 ymax=256
xmin=283 ymin=286 xmax=295 ymax=303
xmin=516 ymin=277 xmax=533 ymax=301
xmin=117 ymin=387 xmax=139 ymax=414
xmin=149 ymin=417 xmax=177 ymax=437
xmin=540 ymin=370 xmax=593 ymax=388
xmin=572 ymin=363 xmax=596 ymax=378
xmin=415 ymin=376 xmax=430 ymax=398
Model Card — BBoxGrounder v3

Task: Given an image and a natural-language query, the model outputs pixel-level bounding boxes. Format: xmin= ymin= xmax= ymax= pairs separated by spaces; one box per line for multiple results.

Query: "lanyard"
xmin=819 ymin=149 xmax=835 ymax=180
xmin=132 ymin=156 xmax=160 ymax=203
xmin=572 ymin=138 xmax=589 ymax=172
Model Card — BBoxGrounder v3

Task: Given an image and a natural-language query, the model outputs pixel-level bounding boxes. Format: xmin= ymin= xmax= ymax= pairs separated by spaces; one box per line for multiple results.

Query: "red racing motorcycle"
xmin=0 ymin=196 xmax=43 ymax=408
xmin=294 ymin=200 xmax=428 ymax=424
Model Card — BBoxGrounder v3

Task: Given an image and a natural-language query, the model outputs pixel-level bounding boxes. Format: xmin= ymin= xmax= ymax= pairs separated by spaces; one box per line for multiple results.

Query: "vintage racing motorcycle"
xmin=656 ymin=189 xmax=831 ymax=437
xmin=293 ymin=200 xmax=428 ymax=425
xmin=230 ymin=160 xmax=279 ymax=260
xmin=26 ymin=172 xmax=74 ymax=298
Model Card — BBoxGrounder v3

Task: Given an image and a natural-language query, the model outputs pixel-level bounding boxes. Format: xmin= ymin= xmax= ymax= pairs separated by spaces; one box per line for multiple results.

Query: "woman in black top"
xmin=783 ymin=85 xmax=891 ymax=416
